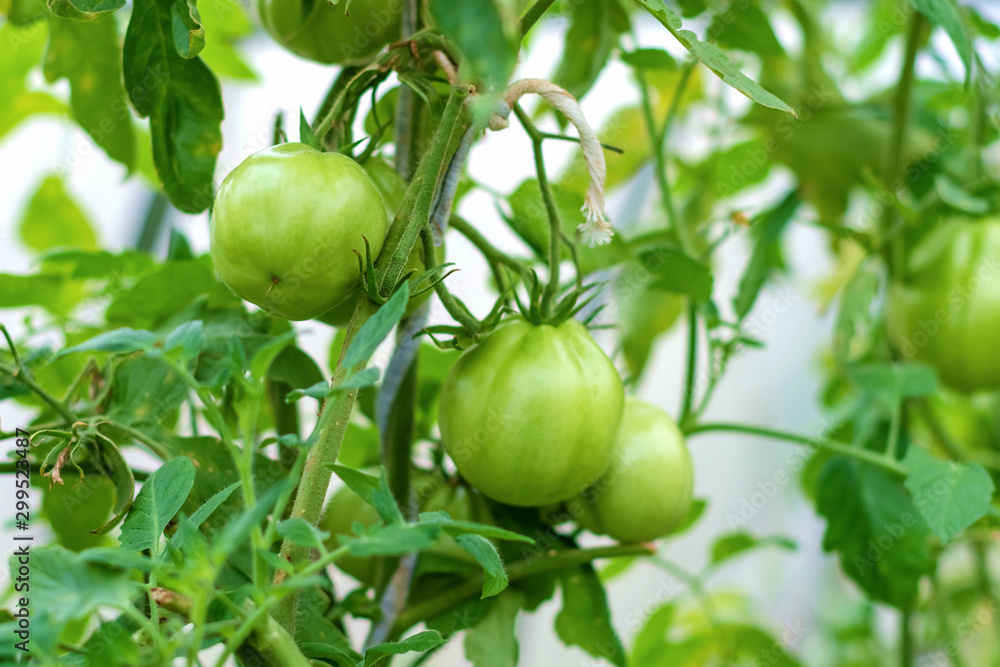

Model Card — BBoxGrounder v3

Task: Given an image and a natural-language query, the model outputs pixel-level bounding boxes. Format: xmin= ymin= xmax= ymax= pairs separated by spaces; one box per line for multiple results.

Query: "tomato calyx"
xmin=513 ymin=272 xmax=607 ymax=328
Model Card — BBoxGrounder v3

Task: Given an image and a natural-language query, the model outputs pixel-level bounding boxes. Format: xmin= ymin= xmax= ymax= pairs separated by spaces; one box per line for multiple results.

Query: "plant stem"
xmin=900 ymin=609 xmax=913 ymax=667
xmin=513 ymin=104 xmax=562 ymax=319
xmin=101 ymin=420 xmax=170 ymax=460
xmin=389 ymin=542 xmax=654 ymax=638
xmin=393 ymin=0 xmax=419 ymax=178
xmin=273 ymin=87 xmax=470 ymax=634
xmin=451 ymin=215 xmax=531 ymax=283
xmin=882 ymin=12 xmax=924 ymax=276
xmin=686 ymin=422 xmax=908 ymax=475
xmin=519 ymin=0 xmax=556 ymax=36
xmin=679 ymin=302 xmax=698 ymax=429
xmin=887 ymin=398 xmax=903 ymax=460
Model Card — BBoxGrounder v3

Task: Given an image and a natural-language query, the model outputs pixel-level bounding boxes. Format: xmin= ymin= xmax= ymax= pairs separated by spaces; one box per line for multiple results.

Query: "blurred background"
xmin=3 ymin=1 xmax=1000 ymax=664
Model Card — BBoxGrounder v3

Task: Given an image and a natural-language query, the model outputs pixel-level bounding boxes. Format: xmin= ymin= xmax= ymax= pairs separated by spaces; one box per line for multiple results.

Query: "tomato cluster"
xmin=210 ymin=144 xmax=696 ymax=547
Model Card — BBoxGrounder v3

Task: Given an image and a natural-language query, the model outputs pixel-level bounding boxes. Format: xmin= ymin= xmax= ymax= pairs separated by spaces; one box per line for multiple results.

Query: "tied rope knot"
xmin=486 ymin=79 xmax=613 ymax=247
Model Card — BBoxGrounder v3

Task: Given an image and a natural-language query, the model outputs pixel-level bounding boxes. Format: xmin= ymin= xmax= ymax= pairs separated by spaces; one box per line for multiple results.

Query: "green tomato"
xmin=571 ymin=398 xmax=693 ymax=543
xmin=886 ymin=219 xmax=1000 ymax=392
xmin=258 ymin=0 xmax=401 ymax=64
xmin=439 ymin=319 xmax=624 ymax=507
xmin=211 ymin=143 xmax=386 ymax=321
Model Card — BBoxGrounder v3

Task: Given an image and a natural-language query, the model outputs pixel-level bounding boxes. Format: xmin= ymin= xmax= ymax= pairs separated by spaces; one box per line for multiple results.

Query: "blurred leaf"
xmin=554 ymin=0 xmax=627 ymax=99
xmin=340 ymin=521 xmax=440 ymax=558
xmin=430 ymin=0 xmax=517 ymax=88
xmin=621 ymin=48 xmax=676 ymax=70
xmin=119 ymin=456 xmax=195 ymax=551
xmin=912 ymin=0 xmax=972 ymax=81
xmin=464 ymin=591 xmax=523 ymax=666
xmin=0 ymin=273 xmax=76 ymax=314
xmin=106 ymin=259 xmax=237 ymax=328
xmin=58 ymin=328 xmax=157 ymax=357
xmin=268 ymin=345 xmax=324 ymax=389
xmin=338 ymin=423 xmax=380 ymax=469
xmin=633 ymin=0 xmax=794 ymax=115
xmin=709 ymin=532 xmax=797 ymax=566
xmin=40 ymin=249 xmax=154 ymax=279
xmin=817 ymin=458 xmax=934 ymax=609
xmin=903 ymin=447 xmax=994 ymax=543
xmin=106 ymin=356 xmax=187 ymax=425
xmin=833 ymin=262 xmax=880 ymax=366
xmin=197 ymin=0 xmax=257 ymax=80
xmin=640 ymin=247 xmax=713 ymax=301
xmin=708 ymin=4 xmax=784 ymax=56
xmin=163 ymin=319 xmax=204 ymax=362
xmin=733 ymin=190 xmax=799 ymax=320
xmin=90 ymin=430 xmax=136 ymax=534
xmin=42 ymin=475 xmax=116 ymax=550
xmin=249 ymin=330 xmax=296 ymax=379
xmin=18 ymin=175 xmax=97 ymax=252
xmin=123 ymin=0 xmax=222 ymax=212
xmin=847 ymin=363 xmax=938 ymax=402
xmin=0 ymin=22 xmax=67 ymax=141
xmin=44 ymin=16 xmax=135 ymax=169
xmin=24 ymin=545 xmax=139 ymax=624
xmin=555 ymin=566 xmax=626 ymax=667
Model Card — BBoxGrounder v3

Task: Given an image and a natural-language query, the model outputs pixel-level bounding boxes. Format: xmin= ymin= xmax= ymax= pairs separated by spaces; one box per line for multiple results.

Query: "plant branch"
xmin=519 ymin=0 xmax=556 ymax=36
xmin=273 ymin=87 xmax=471 ymax=634
xmin=1 ymin=325 xmax=77 ymax=424
xmin=686 ymin=422 xmax=908 ymax=475
xmin=513 ymin=103 xmax=562 ymax=318
xmin=389 ymin=542 xmax=654 ymax=638
xmin=423 ymin=226 xmax=481 ymax=332
xmin=678 ymin=302 xmax=698 ymax=429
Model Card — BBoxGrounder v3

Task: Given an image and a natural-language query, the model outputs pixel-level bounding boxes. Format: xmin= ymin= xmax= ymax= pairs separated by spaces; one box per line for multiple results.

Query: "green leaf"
xmin=106 ymin=259 xmax=236 ymax=328
xmin=817 ymin=458 xmax=934 ymax=608
xmin=18 ymin=175 xmax=97 ymax=252
xmin=342 ymin=281 xmax=410 ymax=368
xmin=847 ymin=363 xmax=938 ymax=402
xmin=119 ymin=456 xmax=195 ymax=551
xmin=340 ymin=522 xmax=440 ymax=558
xmin=834 ymin=262 xmax=880 ymax=365
xmin=912 ymin=0 xmax=972 ymax=81
xmin=733 ymin=190 xmax=799 ymax=319
xmin=184 ymin=480 xmax=240 ymax=530
xmin=163 ymin=320 xmax=204 ymax=361
xmin=57 ymin=328 xmax=157 ymax=357
xmin=363 ymin=631 xmax=447 ymax=667
xmin=455 ymin=534 xmax=509 ymax=598
xmin=44 ymin=17 xmax=135 ymax=169
xmin=0 ymin=273 xmax=76 ymax=313
xmin=631 ymin=0 xmax=795 ymax=115
xmin=40 ymin=249 xmax=155 ymax=279
xmin=170 ymin=0 xmax=205 ymax=58
xmin=278 ymin=518 xmax=331 ymax=550
xmin=554 ymin=0 xmax=626 ymax=99
xmin=464 ymin=591 xmax=523 ymax=667
xmin=90 ymin=430 xmax=137 ymax=534
xmin=300 ymin=107 xmax=320 ymax=150
xmin=420 ymin=512 xmax=534 ymax=544
xmin=123 ymin=0 xmax=223 ymax=212
xmin=620 ymin=48 xmax=677 ymax=70
xmin=250 ymin=330 xmax=297 ymax=379
xmin=48 ymin=0 xmax=125 ymax=19
xmin=707 ymin=4 xmax=784 ymax=56
xmin=106 ymin=356 xmax=188 ymax=425
xmin=429 ymin=0 xmax=517 ymax=88
xmin=0 ymin=22 xmax=67 ymax=142
xmin=197 ymin=0 xmax=257 ymax=80
xmin=640 ymin=247 xmax=713 ymax=302
xmin=554 ymin=566 xmax=626 ymax=667
xmin=22 ymin=545 xmax=139 ymax=624
xmin=330 ymin=465 xmax=404 ymax=525
xmin=903 ymin=447 xmax=994 ymax=543
xmin=709 ymin=532 xmax=797 ymax=566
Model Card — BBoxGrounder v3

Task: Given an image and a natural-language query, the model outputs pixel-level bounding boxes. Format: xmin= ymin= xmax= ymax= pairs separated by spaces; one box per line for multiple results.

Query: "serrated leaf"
xmin=123 ymin=0 xmax=222 ymax=212
xmin=278 ymin=518 xmax=331 ymax=550
xmin=632 ymin=0 xmax=795 ymax=115
xmin=119 ymin=456 xmax=195 ymax=552
xmin=903 ymin=447 xmax=994 ymax=543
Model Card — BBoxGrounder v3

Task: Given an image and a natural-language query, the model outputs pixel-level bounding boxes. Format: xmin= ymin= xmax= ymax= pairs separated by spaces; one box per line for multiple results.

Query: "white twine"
xmin=488 ymin=78 xmax=613 ymax=247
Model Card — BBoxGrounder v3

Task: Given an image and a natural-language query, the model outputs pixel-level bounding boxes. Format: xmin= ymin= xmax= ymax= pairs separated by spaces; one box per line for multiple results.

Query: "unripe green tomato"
xmin=886 ymin=219 xmax=1000 ymax=392
xmin=258 ymin=0 xmax=401 ymax=64
xmin=439 ymin=319 xmax=625 ymax=507
xmin=211 ymin=143 xmax=386 ymax=321
xmin=572 ymin=398 xmax=693 ymax=543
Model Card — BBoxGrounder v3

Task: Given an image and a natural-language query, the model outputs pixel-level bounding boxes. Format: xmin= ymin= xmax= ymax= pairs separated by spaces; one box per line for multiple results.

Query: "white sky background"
xmin=1 ymin=1 xmax=998 ymax=664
